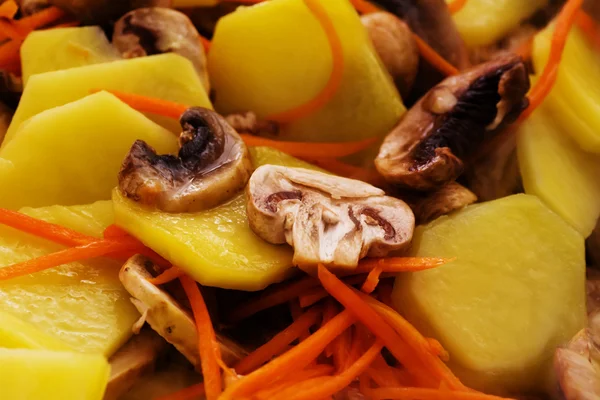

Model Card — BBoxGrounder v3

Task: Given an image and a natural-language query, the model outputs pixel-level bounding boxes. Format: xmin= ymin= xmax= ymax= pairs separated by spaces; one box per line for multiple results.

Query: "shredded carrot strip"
xmin=265 ymin=0 xmax=344 ymax=123
xmin=276 ymin=341 xmax=383 ymax=400
xmin=179 ymin=275 xmax=222 ymax=400
xmin=0 ymin=1 xmax=18 ymax=19
xmin=332 ymin=326 xmax=351 ymax=370
xmin=519 ymin=0 xmax=583 ymax=121
xmin=322 ymin=300 xmax=338 ymax=357
xmin=290 ymin=299 xmax=311 ymax=342
xmin=235 ymin=306 xmax=322 ymax=375
xmin=0 ymin=19 xmax=23 ymax=40
xmin=367 ymin=387 xmax=514 ymax=400
xmin=318 ymin=265 xmax=465 ymax=390
xmin=255 ymin=364 xmax=335 ymax=400
xmin=361 ymin=263 xmax=383 ymax=294
xmin=447 ymin=0 xmax=468 ymax=14
xmin=13 ymin=6 xmax=65 ymax=33
xmin=349 ymin=0 xmax=380 ymax=14
xmin=341 ymin=326 xmax=363 ymax=370
xmin=427 ymin=338 xmax=450 ymax=362
xmin=94 ymin=89 xmax=188 ymax=120
xmin=101 ymin=224 xmax=170 ymax=267
xmin=0 ymin=239 xmax=140 ymax=281
xmin=228 ymin=276 xmax=320 ymax=322
xmin=355 ymin=289 xmax=464 ymax=389
xmin=413 ymin=34 xmax=459 ymax=76
xmin=102 ymin=224 xmax=131 ymax=239
xmin=299 ymin=275 xmax=366 ymax=308
xmin=575 ymin=11 xmax=600 ymax=50
xmin=366 ymin=353 xmax=402 ymax=387
xmin=155 ymin=383 xmax=205 ymax=400
xmin=355 ymin=257 xmax=452 ymax=274
xmin=148 ymin=266 xmax=184 ymax=285
xmin=220 ymin=310 xmax=355 ymax=399
xmin=0 ymin=38 xmax=20 ymax=69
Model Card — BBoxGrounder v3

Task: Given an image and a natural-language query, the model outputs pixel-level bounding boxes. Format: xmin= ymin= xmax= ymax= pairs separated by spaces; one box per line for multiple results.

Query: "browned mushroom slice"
xmin=375 ymin=54 xmax=529 ymax=191
xmin=361 ymin=12 xmax=419 ymax=99
xmin=119 ymin=255 xmax=248 ymax=369
xmin=118 ymin=107 xmax=252 ymax=213
xmin=555 ymin=329 xmax=600 ymax=400
xmin=224 ymin=111 xmax=279 ymax=137
xmin=404 ymin=182 xmax=477 ymax=224
xmin=113 ymin=7 xmax=210 ymax=92
xmin=47 ymin=0 xmax=169 ymax=24
xmin=103 ymin=329 xmax=167 ymax=400
xmin=246 ymin=165 xmax=415 ymax=268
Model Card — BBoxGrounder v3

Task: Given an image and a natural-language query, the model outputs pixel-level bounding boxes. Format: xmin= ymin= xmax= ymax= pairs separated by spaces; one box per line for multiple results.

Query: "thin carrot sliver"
xmin=322 ymin=299 xmax=338 ymax=357
xmin=427 ymin=338 xmax=450 ymax=362
xmin=447 ymin=0 xmax=468 ymax=14
xmin=179 ymin=275 xmax=222 ymax=400
xmin=276 ymin=341 xmax=384 ymax=400
xmin=148 ymin=266 xmax=184 ymax=285
xmin=349 ymin=0 xmax=380 ymax=14
xmin=265 ymin=0 xmax=344 ymax=123
xmin=255 ymin=364 xmax=334 ymax=400
xmin=366 ymin=353 xmax=402 ymax=387
xmin=356 ymin=257 xmax=452 ymax=273
xmin=220 ymin=310 xmax=355 ymax=399
xmin=332 ymin=325 xmax=351 ymax=370
xmin=95 ymin=89 xmax=188 ymax=120
xmin=0 ymin=1 xmax=18 ymax=19
xmin=13 ymin=6 xmax=65 ymax=32
xmin=102 ymin=224 xmax=131 ymax=239
xmin=413 ymin=34 xmax=459 ymax=76
xmin=361 ymin=263 xmax=383 ymax=293
xmin=299 ymin=275 xmax=366 ymax=308
xmin=154 ymin=383 xmax=205 ymax=400
xmin=234 ymin=306 xmax=322 ymax=375
xmin=519 ymin=0 xmax=583 ymax=121
xmin=290 ymin=299 xmax=311 ymax=342
xmin=0 ymin=239 xmax=139 ymax=281
xmin=367 ymin=387 xmax=514 ymax=400
xmin=0 ymin=19 xmax=23 ymax=40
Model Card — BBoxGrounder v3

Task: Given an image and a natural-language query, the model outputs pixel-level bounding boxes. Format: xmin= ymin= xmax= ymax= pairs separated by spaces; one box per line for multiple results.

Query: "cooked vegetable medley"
xmin=0 ymin=0 xmax=598 ymax=399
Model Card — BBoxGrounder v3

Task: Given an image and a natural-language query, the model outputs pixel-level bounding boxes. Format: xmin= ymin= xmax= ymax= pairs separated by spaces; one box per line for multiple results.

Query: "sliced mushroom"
xmin=47 ymin=0 xmax=169 ymax=25
xmin=375 ymin=54 xmax=529 ymax=191
xmin=246 ymin=165 xmax=415 ymax=268
xmin=403 ymin=182 xmax=477 ymax=224
xmin=119 ymin=255 xmax=248 ymax=369
xmin=555 ymin=329 xmax=600 ymax=400
xmin=361 ymin=12 xmax=419 ymax=99
xmin=113 ymin=8 xmax=210 ymax=92
xmin=224 ymin=111 xmax=279 ymax=137
xmin=118 ymin=107 xmax=252 ymax=213
xmin=103 ymin=329 xmax=167 ymax=400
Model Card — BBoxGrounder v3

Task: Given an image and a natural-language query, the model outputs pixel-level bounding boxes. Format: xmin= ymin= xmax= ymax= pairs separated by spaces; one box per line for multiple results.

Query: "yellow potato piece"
xmin=21 ymin=26 xmax=120 ymax=85
xmin=4 ymin=53 xmax=210 ymax=145
xmin=395 ymin=194 xmax=586 ymax=395
xmin=113 ymin=146 xmax=320 ymax=291
xmin=518 ymin=105 xmax=600 ymax=237
xmin=0 ymin=91 xmax=178 ymax=209
xmin=0 ymin=348 xmax=109 ymax=400
xmin=208 ymin=0 xmax=404 ymax=142
xmin=449 ymin=0 xmax=547 ymax=47
xmin=532 ymin=23 xmax=600 ymax=152
xmin=0 ymin=310 xmax=71 ymax=350
xmin=0 ymin=201 xmax=139 ymax=356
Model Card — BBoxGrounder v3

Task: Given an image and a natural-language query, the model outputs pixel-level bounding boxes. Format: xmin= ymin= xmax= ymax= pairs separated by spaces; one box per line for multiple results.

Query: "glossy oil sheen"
xmin=394 ymin=194 xmax=586 ymax=395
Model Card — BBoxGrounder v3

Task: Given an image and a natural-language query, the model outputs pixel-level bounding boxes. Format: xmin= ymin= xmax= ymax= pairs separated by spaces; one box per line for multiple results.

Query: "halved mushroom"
xmin=375 ymin=54 xmax=529 ymax=191
xmin=246 ymin=165 xmax=415 ymax=268
xmin=103 ymin=329 xmax=167 ymax=400
xmin=361 ymin=12 xmax=419 ymax=99
xmin=403 ymin=182 xmax=477 ymax=224
xmin=113 ymin=7 xmax=210 ymax=92
xmin=119 ymin=255 xmax=248 ymax=369
xmin=118 ymin=107 xmax=252 ymax=213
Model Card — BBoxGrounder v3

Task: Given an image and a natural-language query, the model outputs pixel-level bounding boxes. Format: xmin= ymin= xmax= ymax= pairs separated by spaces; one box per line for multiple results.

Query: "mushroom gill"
xmin=246 ymin=165 xmax=415 ymax=269
xmin=118 ymin=107 xmax=252 ymax=213
xmin=375 ymin=54 xmax=529 ymax=191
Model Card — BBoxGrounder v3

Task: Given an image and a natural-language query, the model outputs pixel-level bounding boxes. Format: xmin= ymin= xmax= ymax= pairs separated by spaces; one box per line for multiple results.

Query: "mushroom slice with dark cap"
xmin=375 ymin=54 xmax=530 ymax=191
xmin=113 ymin=7 xmax=210 ymax=92
xmin=246 ymin=165 xmax=415 ymax=269
xmin=403 ymin=182 xmax=477 ymax=224
xmin=118 ymin=107 xmax=252 ymax=213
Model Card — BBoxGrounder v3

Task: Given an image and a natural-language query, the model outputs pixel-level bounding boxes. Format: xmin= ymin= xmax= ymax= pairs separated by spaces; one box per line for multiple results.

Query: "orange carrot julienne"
xmin=0 ymin=38 xmax=20 ymax=69
xmin=519 ymin=0 xmax=583 ymax=121
xmin=0 ymin=19 xmax=23 ymax=40
xmin=299 ymin=275 xmax=367 ymax=308
xmin=366 ymin=353 xmax=402 ymax=387
xmin=575 ymin=10 xmax=600 ymax=49
xmin=13 ymin=6 xmax=65 ymax=32
xmin=179 ymin=275 xmax=222 ymax=400
xmin=255 ymin=364 xmax=335 ymax=400
xmin=322 ymin=299 xmax=338 ymax=357
xmin=265 ymin=0 xmax=344 ymax=123
xmin=427 ymin=338 xmax=450 ymax=362
xmin=148 ymin=266 xmax=184 ymax=285
xmin=154 ymin=383 xmax=205 ymax=400
xmin=349 ymin=0 xmax=380 ymax=14
xmin=447 ymin=0 xmax=468 ymax=14
xmin=366 ymin=387 xmax=515 ymax=400
xmin=0 ymin=1 xmax=18 ymax=19
xmin=413 ymin=34 xmax=459 ymax=76
xmin=102 ymin=224 xmax=131 ymax=239
xmin=0 ymin=239 xmax=140 ymax=281
xmin=94 ymin=89 xmax=188 ymax=120
xmin=361 ymin=263 xmax=383 ymax=293
xmin=234 ymin=306 xmax=322 ymax=375
xmin=290 ymin=299 xmax=311 ymax=342
xmin=355 ymin=257 xmax=452 ymax=274
xmin=220 ymin=310 xmax=355 ymax=399
xmin=332 ymin=325 xmax=351 ymax=370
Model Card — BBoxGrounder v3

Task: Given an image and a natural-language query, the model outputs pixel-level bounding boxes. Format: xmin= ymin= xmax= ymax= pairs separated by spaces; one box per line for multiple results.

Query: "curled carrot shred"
xmin=447 ymin=0 xmax=468 ymax=14
xmin=12 ymin=6 xmax=65 ymax=34
xmin=413 ymin=34 xmax=459 ymax=76
xmin=265 ymin=0 xmax=345 ymax=123
xmin=349 ymin=0 xmax=380 ymax=14
xmin=254 ymin=364 xmax=335 ymax=400
xmin=154 ymin=383 xmax=205 ymax=400
xmin=179 ymin=275 xmax=223 ymax=400
xmin=361 ymin=263 xmax=383 ymax=293
xmin=519 ymin=0 xmax=583 ymax=121
xmin=93 ymin=89 xmax=188 ymax=120
xmin=147 ymin=266 xmax=184 ymax=285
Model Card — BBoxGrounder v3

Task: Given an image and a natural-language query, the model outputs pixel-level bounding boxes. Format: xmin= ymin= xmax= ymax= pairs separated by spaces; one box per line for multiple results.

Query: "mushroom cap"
xmin=375 ymin=54 xmax=529 ymax=191
xmin=118 ymin=107 xmax=252 ymax=213
xmin=246 ymin=165 xmax=415 ymax=269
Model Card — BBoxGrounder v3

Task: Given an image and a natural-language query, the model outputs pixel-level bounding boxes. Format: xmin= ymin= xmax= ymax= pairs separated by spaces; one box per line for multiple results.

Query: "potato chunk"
xmin=0 ymin=91 xmax=177 ymax=209
xmin=0 ymin=348 xmax=109 ymax=400
xmin=113 ymin=147 xmax=321 ymax=291
xmin=0 ymin=201 xmax=139 ymax=356
xmin=208 ymin=0 xmax=404 ymax=142
xmin=21 ymin=27 xmax=120 ymax=85
xmin=4 ymin=53 xmax=210 ymax=144
xmin=394 ymin=194 xmax=586 ymax=395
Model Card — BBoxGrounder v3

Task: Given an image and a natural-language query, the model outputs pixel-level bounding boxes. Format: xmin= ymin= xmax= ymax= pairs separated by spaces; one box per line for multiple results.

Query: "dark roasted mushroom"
xmin=47 ymin=0 xmax=169 ymax=25
xmin=246 ymin=165 xmax=415 ymax=268
xmin=403 ymin=182 xmax=477 ymax=224
xmin=361 ymin=12 xmax=419 ymax=99
xmin=113 ymin=7 xmax=210 ymax=92
xmin=375 ymin=54 xmax=529 ymax=191
xmin=118 ymin=107 xmax=252 ymax=213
